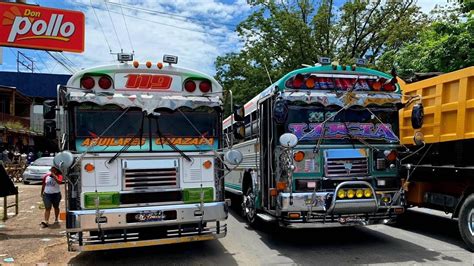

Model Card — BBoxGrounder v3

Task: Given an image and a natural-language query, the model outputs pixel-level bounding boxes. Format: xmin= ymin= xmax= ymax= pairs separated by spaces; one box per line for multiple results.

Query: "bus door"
xmin=259 ymin=97 xmax=274 ymax=210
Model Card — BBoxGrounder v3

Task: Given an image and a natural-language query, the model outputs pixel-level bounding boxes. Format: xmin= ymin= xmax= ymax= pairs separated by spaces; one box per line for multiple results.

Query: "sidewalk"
xmin=0 ymin=183 xmax=73 ymax=264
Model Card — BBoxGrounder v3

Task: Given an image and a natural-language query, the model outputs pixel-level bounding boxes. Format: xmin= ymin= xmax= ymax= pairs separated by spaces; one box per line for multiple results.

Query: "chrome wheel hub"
xmin=243 ymin=192 xmax=256 ymax=219
xmin=469 ymin=209 xmax=474 ymax=236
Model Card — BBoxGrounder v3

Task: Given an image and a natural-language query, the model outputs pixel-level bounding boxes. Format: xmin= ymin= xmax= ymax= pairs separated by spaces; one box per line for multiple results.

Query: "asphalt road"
xmin=68 ymin=207 xmax=473 ymax=265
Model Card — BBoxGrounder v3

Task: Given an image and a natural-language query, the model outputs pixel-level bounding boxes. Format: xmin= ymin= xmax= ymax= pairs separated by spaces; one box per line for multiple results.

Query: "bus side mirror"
xmin=53 ymin=151 xmax=74 ymax=175
xmin=224 ymin=150 xmax=243 ymax=165
xmin=411 ymin=103 xmax=424 ymax=129
xmin=413 ymin=131 xmax=425 ymax=146
xmin=279 ymin=133 xmax=298 ymax=148
xmin=44 ymin=120 xmax=57 ymax=139
xmin=43 ymin=100 xmax=57 ymax=119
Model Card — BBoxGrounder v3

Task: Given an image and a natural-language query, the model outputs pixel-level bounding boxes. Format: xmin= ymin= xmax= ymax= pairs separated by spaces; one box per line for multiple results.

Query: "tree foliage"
xmin=215 ymin=0 xmax=427 ymax=107
xmin=377 ymin=8 xmax=474 ymax=79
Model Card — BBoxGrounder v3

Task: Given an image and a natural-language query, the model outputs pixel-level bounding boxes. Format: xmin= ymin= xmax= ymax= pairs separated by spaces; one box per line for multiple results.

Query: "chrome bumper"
xmin=275 ymin=181 xmax=403 ymax=228
xmin=67 ymin=202 xmax=228 ymax=232
xmin=67 ymin=202 xmax=228 ymax=251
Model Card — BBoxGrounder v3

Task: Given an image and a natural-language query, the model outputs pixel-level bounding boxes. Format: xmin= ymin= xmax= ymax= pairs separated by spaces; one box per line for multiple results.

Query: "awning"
xmin=280 ymin=91 xmax=402 ymax=107
xmin=66 ymin=91 xmax=223 ymax=113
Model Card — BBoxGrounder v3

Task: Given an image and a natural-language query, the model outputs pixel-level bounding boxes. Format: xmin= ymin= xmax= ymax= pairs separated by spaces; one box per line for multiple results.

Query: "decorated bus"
xmin=224 ymin=59 xmax=413 ymax=228
xmin=47 ymin=55 xmax=241 ymax=251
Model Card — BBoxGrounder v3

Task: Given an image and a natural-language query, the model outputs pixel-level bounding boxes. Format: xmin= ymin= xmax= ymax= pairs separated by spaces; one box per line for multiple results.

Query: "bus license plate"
xmin=134 ymin=210 xmax=163 ymax=222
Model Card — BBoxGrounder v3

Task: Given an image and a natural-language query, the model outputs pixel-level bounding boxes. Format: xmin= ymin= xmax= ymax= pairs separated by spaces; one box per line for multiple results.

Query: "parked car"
xmin=22 ymin=157 xmax=54 ymax=184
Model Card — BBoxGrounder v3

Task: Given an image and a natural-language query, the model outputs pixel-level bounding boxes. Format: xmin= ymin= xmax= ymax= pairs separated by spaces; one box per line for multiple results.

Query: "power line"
xmin=90 ymin=0 xmax=112 ymax=53
xmin=46 ymin=51 xmax=76 ymax=74
xmin=103 ymin=0 xmax=123 ymax=51
xmin=107 ymin=9 xmax=228 ymax=37
xmin=76 ymin=1 xmax=230 ymax=38
xmin=105 ymin=1 xmax=239 ymax=29
xmin=34 ymin=51 xmax=52 ymax=73
xmin=119 ymin=0 xmax=134 ymax=54
xmin=56 ymin=52 xmax=79 ymax=69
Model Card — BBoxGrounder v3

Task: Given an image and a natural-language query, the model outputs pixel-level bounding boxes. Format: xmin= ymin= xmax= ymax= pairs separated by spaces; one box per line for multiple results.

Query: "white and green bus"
xmin=47 ymin=55 xmax=241 ymax=251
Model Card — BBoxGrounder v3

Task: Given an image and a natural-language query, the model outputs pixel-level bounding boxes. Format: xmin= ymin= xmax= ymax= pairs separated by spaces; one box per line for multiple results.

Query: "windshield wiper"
xmin=152 ymin=114 xmax=191 ymax=162
xmin=108 ymin=111 xmax=146 ymax=164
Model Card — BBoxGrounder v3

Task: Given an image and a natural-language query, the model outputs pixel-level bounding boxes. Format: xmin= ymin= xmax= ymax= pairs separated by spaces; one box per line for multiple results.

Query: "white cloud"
xmin=1 ymin=0 xmax=249 ymax=75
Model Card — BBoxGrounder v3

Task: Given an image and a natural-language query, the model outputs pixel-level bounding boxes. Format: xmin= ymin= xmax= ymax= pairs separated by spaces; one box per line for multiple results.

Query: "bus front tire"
xmin=242 ymin=187 xmax=257 ymax=225
xmin=458 ymin=194 xmax=474 ymax=251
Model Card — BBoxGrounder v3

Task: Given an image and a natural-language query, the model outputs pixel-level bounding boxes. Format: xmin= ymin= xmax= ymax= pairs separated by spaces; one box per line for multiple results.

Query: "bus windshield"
xmin=150 ymin=108 xmax=218 ymax=138
xmin=285 ymin=104 xmax=399 ymax=143
xmin=73 ymin=104 xmax=219 ymax=152
xmin=75 ymin=105 xmax=146 ymax=138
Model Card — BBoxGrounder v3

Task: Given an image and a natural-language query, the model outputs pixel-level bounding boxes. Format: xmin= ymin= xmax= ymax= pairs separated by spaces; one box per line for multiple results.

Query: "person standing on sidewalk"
xmin=40 ymin=166 xmax=63 ymax=228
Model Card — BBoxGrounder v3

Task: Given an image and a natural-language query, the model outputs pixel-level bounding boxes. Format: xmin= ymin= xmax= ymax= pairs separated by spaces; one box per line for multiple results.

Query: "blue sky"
xmin=0 ymin=0 xmax=449 ymax=76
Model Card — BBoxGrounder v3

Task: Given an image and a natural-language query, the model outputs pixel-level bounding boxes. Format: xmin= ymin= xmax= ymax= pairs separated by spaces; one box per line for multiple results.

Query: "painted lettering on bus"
xmin=288 ymin=122 xmax=398 ymax=142
xmin=80 ymin=137 xmax=214 ymax=147
xmin=125 ymin=74 xmax=172 ymax=89
xmin=81 ymin=138 xmax=146 ymax=147
xmin=155 ymin=137 xmax=214 ymax=145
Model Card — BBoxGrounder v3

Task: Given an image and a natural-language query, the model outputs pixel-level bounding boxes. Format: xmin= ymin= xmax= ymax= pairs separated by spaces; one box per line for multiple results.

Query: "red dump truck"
xmin=399 ymin=66 xmax=474 ymax=251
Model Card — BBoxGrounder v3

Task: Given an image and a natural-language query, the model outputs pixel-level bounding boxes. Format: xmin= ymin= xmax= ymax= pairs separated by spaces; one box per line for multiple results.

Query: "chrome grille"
xmin=123 ymin=159 xmax=179 ymax=190
xmin=325 ymin=158 xmax=368 ymax=177
xmin=125 ymin=168 xmax=178 ymax=190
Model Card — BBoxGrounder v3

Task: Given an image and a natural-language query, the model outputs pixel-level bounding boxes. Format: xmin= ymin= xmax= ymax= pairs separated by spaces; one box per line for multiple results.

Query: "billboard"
xmin=0 ymin=2 xmax=84 ymax=53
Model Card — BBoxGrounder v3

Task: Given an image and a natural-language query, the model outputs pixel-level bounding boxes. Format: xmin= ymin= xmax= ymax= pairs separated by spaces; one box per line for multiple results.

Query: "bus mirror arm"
xmin=229 ymin=90 xmax=234 ymax=148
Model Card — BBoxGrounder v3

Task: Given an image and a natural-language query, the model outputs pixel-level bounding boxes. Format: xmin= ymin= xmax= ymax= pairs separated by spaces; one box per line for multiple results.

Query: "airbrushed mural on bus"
xmin=46 ymin=54 xmax=242 ymax=251
xmin=224 ymin=59 xmax=411 ymax=228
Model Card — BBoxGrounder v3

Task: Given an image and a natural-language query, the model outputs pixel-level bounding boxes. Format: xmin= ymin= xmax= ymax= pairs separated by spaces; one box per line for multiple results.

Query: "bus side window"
xmin=251 ymin=111 xmax=258 ymax=138
xmin=244 ymin=114 xmax=252 ymax=140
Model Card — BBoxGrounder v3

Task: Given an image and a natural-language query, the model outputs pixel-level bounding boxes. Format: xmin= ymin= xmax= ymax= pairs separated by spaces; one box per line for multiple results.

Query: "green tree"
xmin=216 ymin=0 xmax=427 ymax=107
xmin=377 ymin=14 xmax=474 ymax=79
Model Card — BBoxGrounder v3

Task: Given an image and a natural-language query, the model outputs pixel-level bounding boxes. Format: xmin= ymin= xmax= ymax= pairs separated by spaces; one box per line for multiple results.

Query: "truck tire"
xmin=458 ymin=194 xmax=474 ymax=251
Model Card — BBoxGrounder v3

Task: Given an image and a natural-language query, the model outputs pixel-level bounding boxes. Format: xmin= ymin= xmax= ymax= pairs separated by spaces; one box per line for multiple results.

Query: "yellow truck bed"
xmin=399 ymin=66 xmax=474 ymax=145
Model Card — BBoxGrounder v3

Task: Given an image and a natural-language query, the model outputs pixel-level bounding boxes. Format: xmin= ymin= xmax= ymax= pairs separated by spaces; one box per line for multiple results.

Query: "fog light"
xmin=364 ymin=188 xmax=372 ymax=198
xmin=337 ymin=189 xmax=346 ymax=199
xmin=356 ymin=189 xmax=363 ymax=198
xmin=347 ymin=189 xmax=355 ymax=198
xmin=381 ymin=196 xmax=391 ymax=203
xmin=288 ymin=212 xmax=301 ymax=219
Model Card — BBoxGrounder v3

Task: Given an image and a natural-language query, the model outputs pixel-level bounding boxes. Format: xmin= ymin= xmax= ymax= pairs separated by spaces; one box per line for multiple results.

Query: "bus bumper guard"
xmin=66 ymin=202 xmax=228 ymax=251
